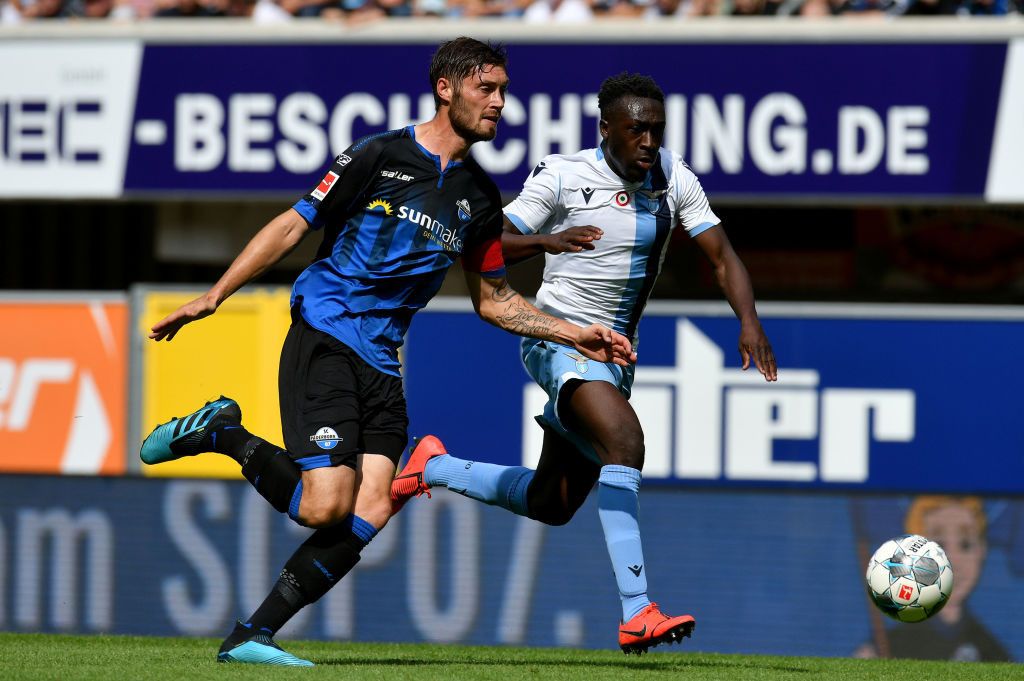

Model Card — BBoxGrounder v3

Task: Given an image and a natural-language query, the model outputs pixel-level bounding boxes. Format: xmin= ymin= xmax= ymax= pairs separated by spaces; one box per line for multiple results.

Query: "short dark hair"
xmin=598 ymin=73 xmax=665 ymax=118
xmin=429 ymin=37 xmax=508 ymax=109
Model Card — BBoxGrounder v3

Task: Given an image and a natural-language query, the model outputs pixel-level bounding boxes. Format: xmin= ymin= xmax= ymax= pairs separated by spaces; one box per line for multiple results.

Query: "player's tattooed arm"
xmin=465 ymin=271 xmax=636 ymax=366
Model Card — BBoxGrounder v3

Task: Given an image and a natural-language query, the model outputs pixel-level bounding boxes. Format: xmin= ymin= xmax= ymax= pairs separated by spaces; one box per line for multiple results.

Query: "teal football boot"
xmin=140 ymin=396 xmax=241 ymax=465
xmin=217 ymin=621 xmax=313 ymax=667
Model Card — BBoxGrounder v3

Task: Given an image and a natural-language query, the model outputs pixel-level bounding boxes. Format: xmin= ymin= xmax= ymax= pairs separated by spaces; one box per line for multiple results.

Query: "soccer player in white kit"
xmin=391 ymin=73 xmax=777 ymax=654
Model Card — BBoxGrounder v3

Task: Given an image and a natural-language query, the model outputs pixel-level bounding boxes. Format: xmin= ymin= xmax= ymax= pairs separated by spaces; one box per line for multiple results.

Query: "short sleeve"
xmin=292 ymin=137 xmax=385 ymax=230
xmin=503 ymin=159 xmax=560 ymax=235
xmin=674 ymin=160 xmax=720 ymax=238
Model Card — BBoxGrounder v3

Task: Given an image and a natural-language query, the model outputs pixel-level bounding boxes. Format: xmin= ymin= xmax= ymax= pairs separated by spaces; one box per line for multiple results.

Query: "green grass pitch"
xmin=2 ymin=633 xmax=1018 ymax=680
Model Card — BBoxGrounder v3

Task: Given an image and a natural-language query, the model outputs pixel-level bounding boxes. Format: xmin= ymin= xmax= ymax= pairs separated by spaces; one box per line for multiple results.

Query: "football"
xmin=865 ymin=534 xmax=954 ymax=623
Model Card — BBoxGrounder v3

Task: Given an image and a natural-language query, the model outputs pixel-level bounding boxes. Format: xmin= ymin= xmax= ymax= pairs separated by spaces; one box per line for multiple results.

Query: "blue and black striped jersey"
xmin=290 ymin=126 xmax=504 ymax=376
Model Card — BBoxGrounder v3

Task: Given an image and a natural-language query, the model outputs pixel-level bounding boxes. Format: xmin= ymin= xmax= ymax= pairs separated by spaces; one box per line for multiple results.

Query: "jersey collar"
xmin=408 ymin=125 xmax=464 ymax=174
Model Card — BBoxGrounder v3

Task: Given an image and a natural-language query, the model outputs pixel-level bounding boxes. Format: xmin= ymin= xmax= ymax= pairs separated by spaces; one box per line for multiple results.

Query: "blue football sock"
xmin=598 ymin=465 xmax=651 ymax=622
xmin=425 ymin=455 xmax=534 ymax=517
xmin=287 ymin=481 xmax=304 ymax=524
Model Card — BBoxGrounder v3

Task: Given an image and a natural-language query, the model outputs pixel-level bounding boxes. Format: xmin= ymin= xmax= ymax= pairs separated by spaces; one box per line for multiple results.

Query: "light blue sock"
xmin=425 ymin=455 xmax=534 ymax=517
xmin=598 ymin=464 xmax=651 ymax=622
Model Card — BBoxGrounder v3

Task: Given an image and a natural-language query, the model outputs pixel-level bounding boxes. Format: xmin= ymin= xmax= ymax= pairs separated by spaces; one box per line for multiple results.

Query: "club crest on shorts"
xmin=310 ymin=426 xmax=342 ymax=450
xmin=565 ymin=352 xmax=590 ymax=374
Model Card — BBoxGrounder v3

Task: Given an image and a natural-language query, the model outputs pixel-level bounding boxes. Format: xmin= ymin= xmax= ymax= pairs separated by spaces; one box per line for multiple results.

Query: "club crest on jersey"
xmin=336 ymin=154 xmax=352 ymax=167
xmin=614 ymin=191 xmax=630 ymax=207
xmin=312 ymin=171 xmax=339 ymax=201
xmin=565 ymin=352 xmax=590 ymax=374
xmin=457 ymin=199 xmax=472 ymax=222
xmin=366 ymin=198 xmax=393 ymax=215
xmin=310 ymin=426 xmax=342 ymax=450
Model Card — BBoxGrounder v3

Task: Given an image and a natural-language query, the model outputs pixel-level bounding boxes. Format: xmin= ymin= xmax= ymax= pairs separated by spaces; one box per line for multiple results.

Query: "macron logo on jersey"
xmin=312 ymin=171 xmax=339 ymax=201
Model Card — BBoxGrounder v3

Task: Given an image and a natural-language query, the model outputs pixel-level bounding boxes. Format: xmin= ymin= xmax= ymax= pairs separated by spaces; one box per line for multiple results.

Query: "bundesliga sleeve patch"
xmin=311 ymin=171 xmax=339 ymax=201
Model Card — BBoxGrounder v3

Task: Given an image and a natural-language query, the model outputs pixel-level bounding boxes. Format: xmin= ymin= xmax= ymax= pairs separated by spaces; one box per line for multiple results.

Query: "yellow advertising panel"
xmin=138 ymin=288 xmax=292 ymax=478
xmin=0 ymin=298 xmax=128 ymax=475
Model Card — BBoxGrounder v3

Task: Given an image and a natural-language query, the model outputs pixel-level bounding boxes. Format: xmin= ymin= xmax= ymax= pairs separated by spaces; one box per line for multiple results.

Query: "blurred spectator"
xmin=153 ymin=0 xmax=227 ymax=15
xmin=411 ymin=0 xmax=445 ymax=14
xmin=250 ymin=0 xmax=291 ymax=19
xmin=957 ymin=0 xmax=1011 ymax=13
xmin=642 ymin=0 xmax=685 ymax=16
xmin=898 ymin=0 xmax=955 ymax=13
xmin=20 ymin=0 xmax=64 ymax=16
xmin=684 ymin=0 xmax=722 ymax=15
xmin=1 ymin=0 xmax=23 ymax=22
xmin=62 ymin=0 xmax=138 ymax=16
xmin=523 ymin=0 xmax=594 ymax=22
xmin=593 ymin=0 xmax=647 ymax=16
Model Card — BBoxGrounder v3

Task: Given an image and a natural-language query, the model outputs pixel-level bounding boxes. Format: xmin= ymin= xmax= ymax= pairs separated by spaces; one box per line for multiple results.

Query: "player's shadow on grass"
xmin=313 ymin=657 xmax=812 ymax=673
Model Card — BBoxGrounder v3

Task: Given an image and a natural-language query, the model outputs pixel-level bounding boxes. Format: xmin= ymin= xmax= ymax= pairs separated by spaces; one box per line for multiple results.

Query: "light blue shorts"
xmin=520 ymin=338 xmax=636 ymax=464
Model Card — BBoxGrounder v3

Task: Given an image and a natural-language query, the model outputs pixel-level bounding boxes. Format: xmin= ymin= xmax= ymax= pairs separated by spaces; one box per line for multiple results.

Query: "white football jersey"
xmin=504 ymin=147 xmax=719 ymax=345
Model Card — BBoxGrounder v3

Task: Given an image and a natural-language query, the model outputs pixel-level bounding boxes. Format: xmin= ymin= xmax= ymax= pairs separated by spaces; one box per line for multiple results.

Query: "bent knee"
xmin=600 ymin=429 xmax=645 ymax=470
xmin=298 ymin=500 xmax=351 ymax=529
xmin=528 ymin=501 xmax=578 ymax=527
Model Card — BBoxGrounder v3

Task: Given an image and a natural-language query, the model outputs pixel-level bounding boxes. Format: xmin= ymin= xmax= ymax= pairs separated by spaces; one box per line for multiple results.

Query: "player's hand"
xmin=739 ymin=321 xmax=777 ymax=382
xmin=543 ymin=226 xmax=603 ymax=254
xmin=149 ymin=294 xmax=218 ymax=342
xmin=573 ymin=323 xmax=637 ymax=367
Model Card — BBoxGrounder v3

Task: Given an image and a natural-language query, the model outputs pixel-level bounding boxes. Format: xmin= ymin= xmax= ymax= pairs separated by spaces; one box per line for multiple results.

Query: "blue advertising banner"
xmin=0 ymin=475 xmax=1021 ymax=662
xmin=4 ymin=34 xmax=1023 ymax=200
xmin=126 ymin=42 xmax=1005 ymax=198
xmin=404 ymin=303 xmax=1024 ymax=494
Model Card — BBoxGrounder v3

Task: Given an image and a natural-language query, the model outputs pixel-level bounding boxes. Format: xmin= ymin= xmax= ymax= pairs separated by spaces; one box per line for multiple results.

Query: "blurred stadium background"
xmin=1 ymin=16 xmax=1023 ymax=664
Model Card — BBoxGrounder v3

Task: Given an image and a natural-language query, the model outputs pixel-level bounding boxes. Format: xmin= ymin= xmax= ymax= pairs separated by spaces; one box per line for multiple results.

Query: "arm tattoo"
xmin=493 ymin=296 xmax=560 ymax=340
xmin=490 ymin=280 xmax=517 ymax=303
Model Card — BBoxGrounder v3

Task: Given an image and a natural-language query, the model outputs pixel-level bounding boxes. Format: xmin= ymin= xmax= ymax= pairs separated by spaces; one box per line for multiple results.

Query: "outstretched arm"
xmin=500 ymin=216 xmax=603 ymax=266
xmin=149 ymin=208 xmax=311 ymax=341
xmin=464 ymin=269 xmax=636 ymax=366
xmin=693 ymin=224 xmax=777 ymax=381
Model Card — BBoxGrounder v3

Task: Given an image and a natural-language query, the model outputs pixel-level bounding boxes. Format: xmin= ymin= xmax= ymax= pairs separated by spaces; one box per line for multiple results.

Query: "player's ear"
xmin=436 ymin=77 xmax=454 ymax=107
xmin=599 ymin=118 xmax=609 ymax=141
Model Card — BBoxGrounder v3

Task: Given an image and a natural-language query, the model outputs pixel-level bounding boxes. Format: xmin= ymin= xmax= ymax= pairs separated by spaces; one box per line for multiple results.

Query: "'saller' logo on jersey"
xmin=310 ymin=426 xmax=343 ymax=450
xmin=457 ymin=199 xmax=472 ymax=222
xmin=311 ymin=171 xmax=339 ymax=201
xmin=565 ymin=352 xmax=590 ymax=374
xmin=614 ymin=191 xmax=630 ymax=207
xmin=366 ymin=198 xmax=393 ymax=215
xmin=581 ymin=187 xmax=595 ymax=204
xmin=381 ymin=169 xmax=414 ymax=182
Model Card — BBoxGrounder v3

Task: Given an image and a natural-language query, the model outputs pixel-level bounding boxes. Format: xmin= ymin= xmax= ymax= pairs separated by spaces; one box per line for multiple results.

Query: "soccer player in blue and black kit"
xmin=140 ymin=38 xmax=635 ymax=666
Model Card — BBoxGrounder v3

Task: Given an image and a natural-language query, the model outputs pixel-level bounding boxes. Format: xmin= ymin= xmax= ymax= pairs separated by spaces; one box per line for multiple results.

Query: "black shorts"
xmin=278 ymin=309 xmax=408 ymax=470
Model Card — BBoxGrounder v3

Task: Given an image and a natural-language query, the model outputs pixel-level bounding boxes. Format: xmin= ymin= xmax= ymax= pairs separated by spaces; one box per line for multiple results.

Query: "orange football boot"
xmin=618 ymin=603 xmax=695 ymax=655
xmin=390 ymin=435 xmax=448 ymax=514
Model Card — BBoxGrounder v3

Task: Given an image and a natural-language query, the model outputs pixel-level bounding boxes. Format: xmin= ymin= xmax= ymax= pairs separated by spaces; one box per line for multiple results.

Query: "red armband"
xmin=462 ymin=235 xmax=506 ymax=277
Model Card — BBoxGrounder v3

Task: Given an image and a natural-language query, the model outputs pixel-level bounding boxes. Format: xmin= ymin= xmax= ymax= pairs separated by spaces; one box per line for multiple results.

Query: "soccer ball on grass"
xmin=865 ymin=534 xmax=953 ymax=623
